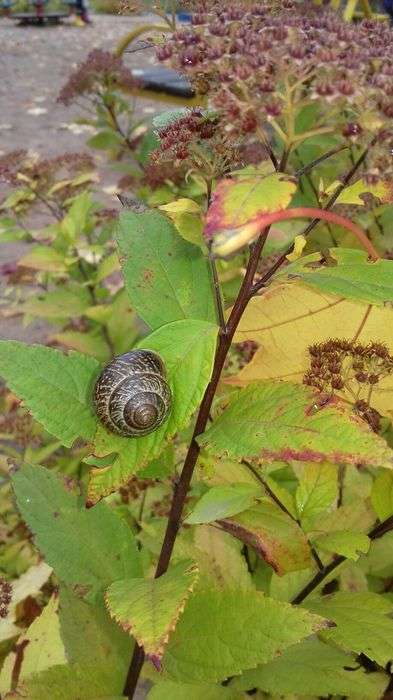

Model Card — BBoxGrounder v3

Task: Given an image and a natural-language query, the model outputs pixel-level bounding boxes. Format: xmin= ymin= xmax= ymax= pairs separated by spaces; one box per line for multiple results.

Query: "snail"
xmin=94 ymin=349 xmax=172 ymax=437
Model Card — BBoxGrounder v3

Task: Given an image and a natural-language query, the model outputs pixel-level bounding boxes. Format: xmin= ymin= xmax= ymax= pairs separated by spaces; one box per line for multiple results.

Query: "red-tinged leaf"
xmin=204 ymin=172 xmax=297 ymax=256
xmin=217 ymin=501 xmax=312 ymax=575
xmin=197 ymin=381 xmax=393 ymax=468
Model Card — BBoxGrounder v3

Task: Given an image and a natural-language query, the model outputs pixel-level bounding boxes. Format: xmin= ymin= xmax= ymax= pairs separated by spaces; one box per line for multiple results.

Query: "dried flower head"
xmin=157 ymin=3 xmax=393 ymax=140
xmin=304 ymin=339 xmax=393 ymax=431
xmin=58 ymin=49 xmax=139 ymax=106
xmin=151 ymin=108 xmax=238 ymax=177
xmin=0 ymin=579 xmax=12 ymax=618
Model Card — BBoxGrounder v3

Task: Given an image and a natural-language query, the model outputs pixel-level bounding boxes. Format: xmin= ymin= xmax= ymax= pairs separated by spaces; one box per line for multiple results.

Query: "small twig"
xmin=292 ymin=513 xmax=393 ymax=605
xmin=294 ymin=145 xmax=349 ymax=178
xmin=242 ymin=460 xmax=323 ymax=571
xmin=251 ymin=136 xmax=378 ymax=296
xmin=208 ymin=242 xmax=226 ymax=334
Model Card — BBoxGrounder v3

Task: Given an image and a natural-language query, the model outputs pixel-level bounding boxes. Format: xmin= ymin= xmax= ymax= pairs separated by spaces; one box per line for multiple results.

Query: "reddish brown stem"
xmin=292 ymin=513 xmax=393 ymax=605
xmin=123 ymin=229 xmax=270 ymax=698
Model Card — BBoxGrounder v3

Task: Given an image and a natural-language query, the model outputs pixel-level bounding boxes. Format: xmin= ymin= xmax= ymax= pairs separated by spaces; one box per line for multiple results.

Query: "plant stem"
xmin=123 ymin=229 xmax=270 ymax=699
xmin=292 ymin=513 xmax=393 ymax=605
xmin=251 ymin=135 xmax=378 ymax=296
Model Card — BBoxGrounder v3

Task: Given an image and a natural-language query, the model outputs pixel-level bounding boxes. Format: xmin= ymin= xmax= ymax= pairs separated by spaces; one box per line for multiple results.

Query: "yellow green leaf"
xmin=205 ymin=172 xmax=297 ymax=256
xmin=230 ymin=282 xmax=393 ymax=421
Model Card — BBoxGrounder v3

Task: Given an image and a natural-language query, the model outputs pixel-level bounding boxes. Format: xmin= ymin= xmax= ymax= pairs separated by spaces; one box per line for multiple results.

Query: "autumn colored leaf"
xmin=325 ymin=177 xmax=393 ymax=205
xmin=217 ymin=500 xmax=312 ymax=575
xmin=105 ymin=560 xmax=199 ymax=663
xmin=198 ymin=381 xmax=393 ymax=468
xmin=205 ymin=172 xmax=297 ymax=256
xmin=230 ymin=282 xmax=393 ymax=420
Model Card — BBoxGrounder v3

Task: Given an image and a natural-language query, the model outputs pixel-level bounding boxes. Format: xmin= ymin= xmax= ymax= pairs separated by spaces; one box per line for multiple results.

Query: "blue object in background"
xmin=383 ymin=0 xmax=393 ymax=18
xmin=177 ymin=11 xmax=192 ymax=22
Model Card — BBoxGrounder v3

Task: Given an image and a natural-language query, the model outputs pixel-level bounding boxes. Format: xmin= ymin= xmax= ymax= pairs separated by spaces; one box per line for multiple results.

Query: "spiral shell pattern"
xmin=94 ymin=349 xmax=172 ymax=437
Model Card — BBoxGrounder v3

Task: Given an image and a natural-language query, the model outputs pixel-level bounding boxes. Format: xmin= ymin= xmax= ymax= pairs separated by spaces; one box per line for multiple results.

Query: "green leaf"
xmin=52 ymin=330 xmax=110 ymax=363
xmin=61 ymin=191 xmax=93 ymax=242
xmin=163 ymin=588 xmax=327 ymax=682
xmin=198 ymin=381 xmax=393 ymax=468
xmin=216 ymin=501 xmax=312 ymax=575
xmin=185 ymin=484 xmax=260 ymax=524
xmin=87 ymin=130 xmax=123 ymax=150
xmin=18 ymin=245 xmax=67 ymax=273
xmin=295 ymin=462 xmax=337 ymax=531
xmin=305 ymin=592 xmax=393 ymax=666
xmin=116 ymin=209 xmax=216 ymax=329
xmin=283 ymin=248 xmax=393 ymax=306
xmin=106 ymin=560 xmax=199 ymax=660
xmin=22 ymin=287 xmax=91 ymax=320
xmin=138 ymin=445 xmax=174 ymax=479
xmin=95 ymin=251 xmax=120 ymax=283
xmin=371 ymin=470 xmax=393 ymax=520
xmin=0 ymin=341 xmax=99 ymax=447
xmin=314 ymin=530 xmax=370 ymax=560
xmin=148 ymin=681 xmax=242 ymax=700
xmin=59 ymin=587 xmax=131 ymax=686
xmin=12 ymin=464 xmax=142 ymax=601
xmin=231 ymin=638 xmax=388 ymax=698
xmin=193 ymin=525 xmax=253 ymax=590
xmin=19 ymin=663 xmax=126 ymax=700
xmin=206 ymin=172 xmax=297 ymax=257
xmin=89 ymin=319 xmax=217 ymax=501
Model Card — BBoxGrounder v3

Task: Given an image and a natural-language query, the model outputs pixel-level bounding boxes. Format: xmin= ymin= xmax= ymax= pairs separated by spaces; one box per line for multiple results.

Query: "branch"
xmin=247 ymin=207 xmax=380 ymax=261
xmin=292 ymin=513 xmax=393 ymax=605
xmin=251 ymin=136 xmax=378 ymax=296
xmin=123 ymin=229 xmax=271 ymax=699
xmin=294 ymin=145 xmax=348 ymax=179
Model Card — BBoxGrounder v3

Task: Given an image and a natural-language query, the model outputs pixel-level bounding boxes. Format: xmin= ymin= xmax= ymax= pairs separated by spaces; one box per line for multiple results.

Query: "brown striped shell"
xmin=94 ymin=350 xmax=172 ymax=437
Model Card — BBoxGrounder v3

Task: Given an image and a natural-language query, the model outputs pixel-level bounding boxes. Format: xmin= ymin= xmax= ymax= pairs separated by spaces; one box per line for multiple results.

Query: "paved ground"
xmin=0 ymin=12 xmax=166 ymax=345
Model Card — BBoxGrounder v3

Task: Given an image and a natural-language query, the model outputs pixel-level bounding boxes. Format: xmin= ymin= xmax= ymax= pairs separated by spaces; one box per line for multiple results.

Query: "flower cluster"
xmin=0 ymin=579 xmax=12 ymax=618
xmin=151 ymin=108 xmax=240 ymax=180
xmin=304 ymin=339 xmax=393 ymax=431
xmin=153 ymin=109 xmax=219 ymax=162
xmin=156 ymin=2 xmax=393 ymax=140
xmin=58 ymin=50 xmax=138 ymax=106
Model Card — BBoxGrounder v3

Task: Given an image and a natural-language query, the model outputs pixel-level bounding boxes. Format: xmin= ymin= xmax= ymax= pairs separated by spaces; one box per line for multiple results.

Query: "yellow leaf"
xmin=228 ymin=282 xmax=393 ymax=420
xmin=159 ymin=199 xmax=204 ymax=247
xmin=324 ymin=178 xmax=393 ymax=205
xmin=286 ymin=235 xmax=307 ymax=262
xmin=159 ymin=198 xmax=202 ymax=215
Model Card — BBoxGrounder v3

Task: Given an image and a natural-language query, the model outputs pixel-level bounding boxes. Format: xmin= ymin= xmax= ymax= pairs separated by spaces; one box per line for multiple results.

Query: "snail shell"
xmin=94 ymin=349 xmax=172 ymax=437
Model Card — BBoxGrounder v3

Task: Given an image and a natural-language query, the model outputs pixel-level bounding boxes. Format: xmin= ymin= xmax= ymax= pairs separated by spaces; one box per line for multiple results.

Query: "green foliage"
xmin=162 ymin=588 xmax=327 ymax=682
xmin=199 ymin=381 xmax=393 ymax=467
xmin=232 ymin=638 xmax=388 ymax=698
xmin=282 ymin=248 xmax=393 ymax=305
xmin=116 ymin=209 xmax=216 ymax=329
xmin=3 ymin=4 xmax=393 ymax=696
xmin=305 ymin=592 xmax=393 ymax=666
xmin=148 ymin=682 xmax=242 ymax=699
xmin=314 ymin=530 xmax=370 ymax=560
xmin=0 ymin=342 xmax=99 ymax=447
xmin=106 ymin=560 xmax=199 ymax=659
xmin=184 ymin=483 xmax=260 ymax=524
xmin=12 ymin=465 xmax=142 ymax=601
xmin=217 ymin=501 xmax=312 ymax=575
